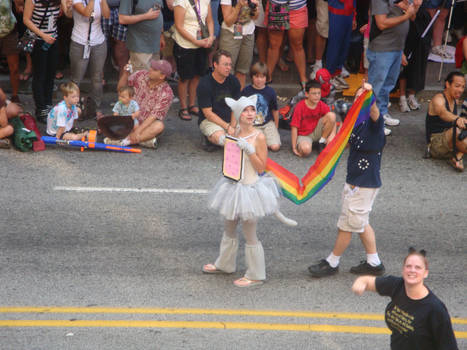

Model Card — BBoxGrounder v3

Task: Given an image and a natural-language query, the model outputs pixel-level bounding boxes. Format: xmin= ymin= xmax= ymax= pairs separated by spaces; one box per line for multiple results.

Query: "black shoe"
xmin=316 ymin=142 xmax=326 ymax=153
xmin=201 ymin=136 xmax=217 ymax=152
xmin=308 ymin=259 xmax=339 ymax=278
xmin=35 ymin=109 xmax=48 ymax=124
xmin=350 ymin=261 xmax=385 ymax=276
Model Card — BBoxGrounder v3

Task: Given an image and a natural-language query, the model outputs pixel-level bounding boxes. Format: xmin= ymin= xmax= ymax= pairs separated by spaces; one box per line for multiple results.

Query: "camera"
xmin=247 ymin=0 xmax=257 ymax=10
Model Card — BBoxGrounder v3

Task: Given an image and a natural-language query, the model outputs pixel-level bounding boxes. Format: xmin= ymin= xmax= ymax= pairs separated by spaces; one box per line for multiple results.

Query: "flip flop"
xmin=178 ymin=108 xmax=192 ymax=121
xmin=20 ymin=72 xmax=32 ymax=81
xmin=233 ymin=277 xmax=263 ymax=288
xmin=202 ymin=263 xmax=228 ymax=274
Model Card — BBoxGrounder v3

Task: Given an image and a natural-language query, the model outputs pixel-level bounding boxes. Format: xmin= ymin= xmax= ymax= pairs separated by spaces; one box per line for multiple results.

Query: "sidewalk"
xmin=0 ymin=56 xmax=458 ymax=108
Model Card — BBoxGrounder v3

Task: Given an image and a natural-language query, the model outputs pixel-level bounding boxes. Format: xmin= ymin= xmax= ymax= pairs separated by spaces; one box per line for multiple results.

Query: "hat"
xmin=97 ymin=115 xmax=135 ymax=139
xmin=225 ymin=95 xmax=257 ymax=121
xmin=315 ymin=68 xmax=331 ymax=98
xmin=149 ymin=59 xmax=172 ymax=77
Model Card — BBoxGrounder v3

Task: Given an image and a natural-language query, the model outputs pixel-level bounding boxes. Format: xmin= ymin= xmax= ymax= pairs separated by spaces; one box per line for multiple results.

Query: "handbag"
xmin=267 ymin=1 xmax=289 ymax=31
xmin=187 ymin=0 xmax=209 ymax=39
xmin=17 ymin=1 xmax=51 ymax=52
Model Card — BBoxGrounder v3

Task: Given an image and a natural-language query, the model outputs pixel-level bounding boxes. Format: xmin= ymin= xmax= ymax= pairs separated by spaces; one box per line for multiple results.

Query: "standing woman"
xmin=219 ymin=0 xmax=259 ymax=90
xmin=70 ymin=0 xmax=110 ymax=117
xmin=352 ymin=248 xmax=459 ymax=350
xmin=173 ymin=0 xmax=214 ymax=121
xmin=23 ymin=0 xmax=73 ymax=122
xmin=266 ymin=0 xmax=308 ymax=88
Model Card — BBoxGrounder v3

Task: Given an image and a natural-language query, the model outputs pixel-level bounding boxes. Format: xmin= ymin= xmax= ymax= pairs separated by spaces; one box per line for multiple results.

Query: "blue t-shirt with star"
xmin=241 ymin=85 xmax=278 ymax=126
xmin=346 ymin=114 xmax=386 ymax=188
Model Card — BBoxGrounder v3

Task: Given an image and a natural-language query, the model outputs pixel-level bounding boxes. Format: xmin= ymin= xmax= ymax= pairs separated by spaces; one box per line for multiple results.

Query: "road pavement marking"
xmin=0 ymin=320 xmax=465 ymax=338
xmin=53 ymin=186 xmax=208 ymax=194
xmin=1 ymin=306 xmax=466 ymax=324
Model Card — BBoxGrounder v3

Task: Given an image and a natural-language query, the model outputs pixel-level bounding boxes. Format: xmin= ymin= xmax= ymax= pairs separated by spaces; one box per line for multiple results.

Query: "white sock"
xmin=319 ymin=137 xmax=326 ymax=144
xmin=367 ymin=253 xmax=381 ymax=267
xmin=326 ymin=253 xmax=340 ymax=268
xmin=120 ymin=137 xmax=130 ymax=146
xmin=400 ymin=95 xmax=407 ymax=101
xmin=315 ymin=60 xmax=322 ymax=68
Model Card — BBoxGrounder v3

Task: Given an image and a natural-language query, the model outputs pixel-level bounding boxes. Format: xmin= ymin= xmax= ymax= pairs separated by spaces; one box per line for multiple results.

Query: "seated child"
xmin=0 ymin=90 xmax=14 ymax=149
xmin=113 ymin=86 xmax=140 ymax=123
xmin=290 ymin=80 xmax=337 ymax=157
xmin=47 ymin=82 xmax=88 ymax=140
xmin=241 ymin=62 xmax=281 ymax=151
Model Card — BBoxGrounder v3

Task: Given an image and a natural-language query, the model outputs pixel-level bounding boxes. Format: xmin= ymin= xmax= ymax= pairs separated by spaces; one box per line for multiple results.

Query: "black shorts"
xmin=173 ymin=42 xmax=208 ymax=81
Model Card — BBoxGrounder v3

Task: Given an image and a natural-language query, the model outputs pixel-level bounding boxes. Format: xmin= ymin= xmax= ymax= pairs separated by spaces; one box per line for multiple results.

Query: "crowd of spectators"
xmin=0 ymin=0 xmax=466 ymax=165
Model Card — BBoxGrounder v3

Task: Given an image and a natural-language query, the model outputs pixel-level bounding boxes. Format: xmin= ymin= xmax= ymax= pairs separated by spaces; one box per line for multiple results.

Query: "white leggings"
xmin=214 ymin=219 xmax=266 ymax=280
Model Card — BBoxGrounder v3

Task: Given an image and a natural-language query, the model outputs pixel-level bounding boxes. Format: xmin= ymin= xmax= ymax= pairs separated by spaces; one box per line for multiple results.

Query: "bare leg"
xmin=255 ymin=27 xmax=268 ymax=64
xmin=288 ymin=28 xmax=307 ymax=84
xmin=322 ymin=112 xmax=337 ymax=141
xmin=358 ymin=224 xmax=377 ymax=254
xmin=7 ymin=54 xmax=20 ymax=97
xmin=188 ymin=76 xmax=200 ymax=109
xmin=266 ymin=30 xmax=285 ymax=82
xmin=177 ymin=79 xmax=189 ymax=110
xmin=332 ymin=229 xmax=352 ymax=256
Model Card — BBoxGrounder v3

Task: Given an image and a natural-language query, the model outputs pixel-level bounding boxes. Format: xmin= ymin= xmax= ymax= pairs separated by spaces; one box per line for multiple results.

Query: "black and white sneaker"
xmin=350 ymin=261 xmax=385 ymax=276
xmin=308 ymin=259 xmax=339 ymax=278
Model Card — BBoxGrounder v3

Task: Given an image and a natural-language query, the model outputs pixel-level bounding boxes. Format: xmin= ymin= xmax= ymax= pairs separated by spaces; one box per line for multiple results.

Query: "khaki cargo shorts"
xmin=254 ymin=120 xmax=281 ymax=146
xmin=429 ymin=131 xmax=452 ymax=159
xmin=200 ymin=119 xmax=224 ymax=137
xmin=315 ymin=0 xmax=329 ymax=38
xmin=296 ymin=118 xmax=324 ymax=146
xmin=337 ymin=184 xmax=379 ymax=233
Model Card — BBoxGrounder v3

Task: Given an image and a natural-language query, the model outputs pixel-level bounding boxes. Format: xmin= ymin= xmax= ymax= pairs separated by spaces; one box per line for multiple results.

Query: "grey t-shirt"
xmin=119 ymin=0 xmax=163 ymax=53
xmin=369 ymin=0 xmax=409 ymax=52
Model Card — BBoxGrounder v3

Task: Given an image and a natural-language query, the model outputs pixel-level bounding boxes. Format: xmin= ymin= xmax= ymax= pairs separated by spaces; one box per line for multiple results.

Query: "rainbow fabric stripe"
xmin=266 ymin=90 xmax=375 ymax=204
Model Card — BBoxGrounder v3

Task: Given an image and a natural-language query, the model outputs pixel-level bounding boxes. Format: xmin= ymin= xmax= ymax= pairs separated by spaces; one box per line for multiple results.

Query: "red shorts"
xmin=289 ymin=6 xmax=308 ymax=29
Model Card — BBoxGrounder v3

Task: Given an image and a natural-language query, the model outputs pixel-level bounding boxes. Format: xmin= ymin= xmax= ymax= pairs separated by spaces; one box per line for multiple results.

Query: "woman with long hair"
xmin=23 ymin=0 xmax=73 ymax=122
xmin=352 ymin=248 xmax=458 ymax=350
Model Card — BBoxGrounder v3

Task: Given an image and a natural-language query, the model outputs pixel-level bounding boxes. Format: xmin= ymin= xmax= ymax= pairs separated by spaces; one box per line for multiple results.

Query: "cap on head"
xmin=225 ymin=95 xmax=258 ymax=121
xmin=149 ymin=59 xmax=172 ymax=77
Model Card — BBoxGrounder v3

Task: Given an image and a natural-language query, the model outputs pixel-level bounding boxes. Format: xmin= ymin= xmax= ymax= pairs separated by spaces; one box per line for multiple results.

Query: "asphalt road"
xmin=0 ymin=92 xmax=466 ymax=350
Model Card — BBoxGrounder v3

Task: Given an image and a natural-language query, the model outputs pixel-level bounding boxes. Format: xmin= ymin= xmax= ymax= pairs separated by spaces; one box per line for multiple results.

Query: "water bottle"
xmin=42 ymin=34 xmax=56 ymax=51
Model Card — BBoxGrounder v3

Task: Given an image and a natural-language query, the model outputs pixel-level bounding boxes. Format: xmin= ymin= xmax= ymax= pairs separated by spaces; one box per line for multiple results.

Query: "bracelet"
xmin=454 ymin=117 xmax=459 ymax=126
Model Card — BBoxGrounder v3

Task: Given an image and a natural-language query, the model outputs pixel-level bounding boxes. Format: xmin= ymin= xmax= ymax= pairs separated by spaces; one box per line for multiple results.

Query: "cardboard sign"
xmin=222 ymin=136 xmax=244 ymax=182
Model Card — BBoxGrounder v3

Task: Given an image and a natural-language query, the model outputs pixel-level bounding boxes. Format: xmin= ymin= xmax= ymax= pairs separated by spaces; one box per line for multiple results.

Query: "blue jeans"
xmin=367 ymin=49 xmax=402 ymax=117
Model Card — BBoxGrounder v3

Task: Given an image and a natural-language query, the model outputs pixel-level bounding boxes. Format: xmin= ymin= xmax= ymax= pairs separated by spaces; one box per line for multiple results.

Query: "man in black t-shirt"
xmin=197 ymin=50 xmax=241 ymax=151
xmin=426 ymin=71 xmax=467 ymax=172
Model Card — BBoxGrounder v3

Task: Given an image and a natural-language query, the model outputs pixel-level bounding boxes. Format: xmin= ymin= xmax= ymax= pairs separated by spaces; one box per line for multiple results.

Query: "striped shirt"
xmin=31 ymin=0 xmax=61 ymax=36
xmin=270 ymin=0 xmax=306 ymax=11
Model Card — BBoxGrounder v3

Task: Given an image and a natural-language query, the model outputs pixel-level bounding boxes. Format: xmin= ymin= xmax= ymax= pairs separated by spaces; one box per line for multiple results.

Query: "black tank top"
xmin=425 ymin=93 xmax=457 ymax=143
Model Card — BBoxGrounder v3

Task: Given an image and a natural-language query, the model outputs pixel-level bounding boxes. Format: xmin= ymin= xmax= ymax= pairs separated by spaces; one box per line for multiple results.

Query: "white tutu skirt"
xmin=209 ymin=175 xmax=281 ymax=221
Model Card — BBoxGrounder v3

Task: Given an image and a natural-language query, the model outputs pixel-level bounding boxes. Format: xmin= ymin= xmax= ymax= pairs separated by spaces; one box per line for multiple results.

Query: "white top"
xmin=220 ymin=0 xmax=255 ymax=35
xmin=47 ymin=101 xmax=79 ymax=136
xmin=253 ymin=0 xmax=265 ymax=28
xmin=173 ymin=0 xmax=210 ymax=49
xmin=71 ymin=0 xmax=105 ymax=46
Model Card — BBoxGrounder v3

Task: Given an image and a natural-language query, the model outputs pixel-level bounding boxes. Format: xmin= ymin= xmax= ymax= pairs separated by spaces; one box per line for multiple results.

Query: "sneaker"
xmin=35 ymin=109 xmax=49 ymax=124
xmin=330 ymin=77 xmax=347 ymax=91
xmin=407 ymin=95 xmax=420 ymax=110
xmin=0 ymin=138 xmax=11 ymax=149
xmin=399 ymin=96 xmax=410 ymax=113
xmin=316 ymin=141 xmax=326 ymax=153
xmin=139 ymin=137 xmax=158 ymax=149
xmin=350 ymin=260 xmax=385 ymax=276
xmin=103 ymin=137 xmax=123 ymax=146
xmin=340 ymin=66 xmax=350 ymax=78
xmin=334 ymin=75 xmax=349 ymax=88
xmin=383 ymin=114 xmax=400 ymax=126
xmin=308 ymin=259 xmax=339 ymax=278
xmin=384 ymin=127 xmax=392 ymax=136
xmin=172 ymin=96 xmax=180 ymax=104
xmin=431 ymin=45 xmax=453 ymax=59
xmin=309 ymin=63 xmax=321 ymax=80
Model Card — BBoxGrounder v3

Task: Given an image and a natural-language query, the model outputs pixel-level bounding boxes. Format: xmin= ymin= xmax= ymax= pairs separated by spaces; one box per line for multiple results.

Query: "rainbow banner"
xmin=266 ymin=90 xmax=375 ymax=204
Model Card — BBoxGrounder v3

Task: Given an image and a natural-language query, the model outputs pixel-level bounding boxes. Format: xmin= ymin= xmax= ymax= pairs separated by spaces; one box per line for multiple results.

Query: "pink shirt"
xmin=128 ymin=71 xmax=174 ymax=122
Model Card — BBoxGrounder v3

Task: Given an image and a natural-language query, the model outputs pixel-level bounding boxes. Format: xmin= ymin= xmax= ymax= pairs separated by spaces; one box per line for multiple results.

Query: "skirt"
xmin=209 ymin=175 xmax=281 ymax=221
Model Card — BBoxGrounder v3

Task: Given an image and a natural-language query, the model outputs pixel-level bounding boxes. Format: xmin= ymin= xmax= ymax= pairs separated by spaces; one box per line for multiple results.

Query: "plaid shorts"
xmin=101 ymin=7 xmax=127 ymax=41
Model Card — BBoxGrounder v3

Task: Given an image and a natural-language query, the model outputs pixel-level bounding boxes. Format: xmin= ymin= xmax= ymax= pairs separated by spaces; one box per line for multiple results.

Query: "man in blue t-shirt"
xmin=308 ymin=82 xmax=387 ymax=278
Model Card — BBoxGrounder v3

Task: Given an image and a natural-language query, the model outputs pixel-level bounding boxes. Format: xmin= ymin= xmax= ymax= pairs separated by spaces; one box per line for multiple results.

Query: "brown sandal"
xmin=178 ymin=108 xmax=191 ymax=121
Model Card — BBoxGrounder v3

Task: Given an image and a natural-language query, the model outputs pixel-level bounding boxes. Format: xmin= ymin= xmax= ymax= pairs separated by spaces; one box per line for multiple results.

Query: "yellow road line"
xmin=1 ymin=306 xmax=466 ymax=325
xmin=0 ymin=320 xmax=466 ymax=338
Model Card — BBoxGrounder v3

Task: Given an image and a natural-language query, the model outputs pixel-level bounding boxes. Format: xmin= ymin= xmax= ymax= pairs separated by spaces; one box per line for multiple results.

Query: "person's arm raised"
xmin=351 ymin=276 xmax=377 ymax=296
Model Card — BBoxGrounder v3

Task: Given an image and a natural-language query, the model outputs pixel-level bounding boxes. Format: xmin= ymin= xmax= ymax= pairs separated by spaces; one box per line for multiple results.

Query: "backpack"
xmin=0 ymin=1 xmax=16 ymax=38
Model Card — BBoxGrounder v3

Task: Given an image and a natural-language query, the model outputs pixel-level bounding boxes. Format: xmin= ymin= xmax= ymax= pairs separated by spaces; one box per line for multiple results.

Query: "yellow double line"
xmin=1 ymin=307 xmax=466 ymax=337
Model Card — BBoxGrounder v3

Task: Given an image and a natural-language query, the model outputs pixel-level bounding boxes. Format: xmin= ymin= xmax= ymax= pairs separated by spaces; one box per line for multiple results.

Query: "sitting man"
xmin=426 ymin=71 xmax=467 ymax=172
xmin=197 ymin=49 xmax=241 ymax=152
xmin=0 ymin=88 xmax=22 ymax=149
xmin=290 ymin=80 xmax=337 ymax=157
xmin=113 ymin=59 xmax=174 ymax=148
